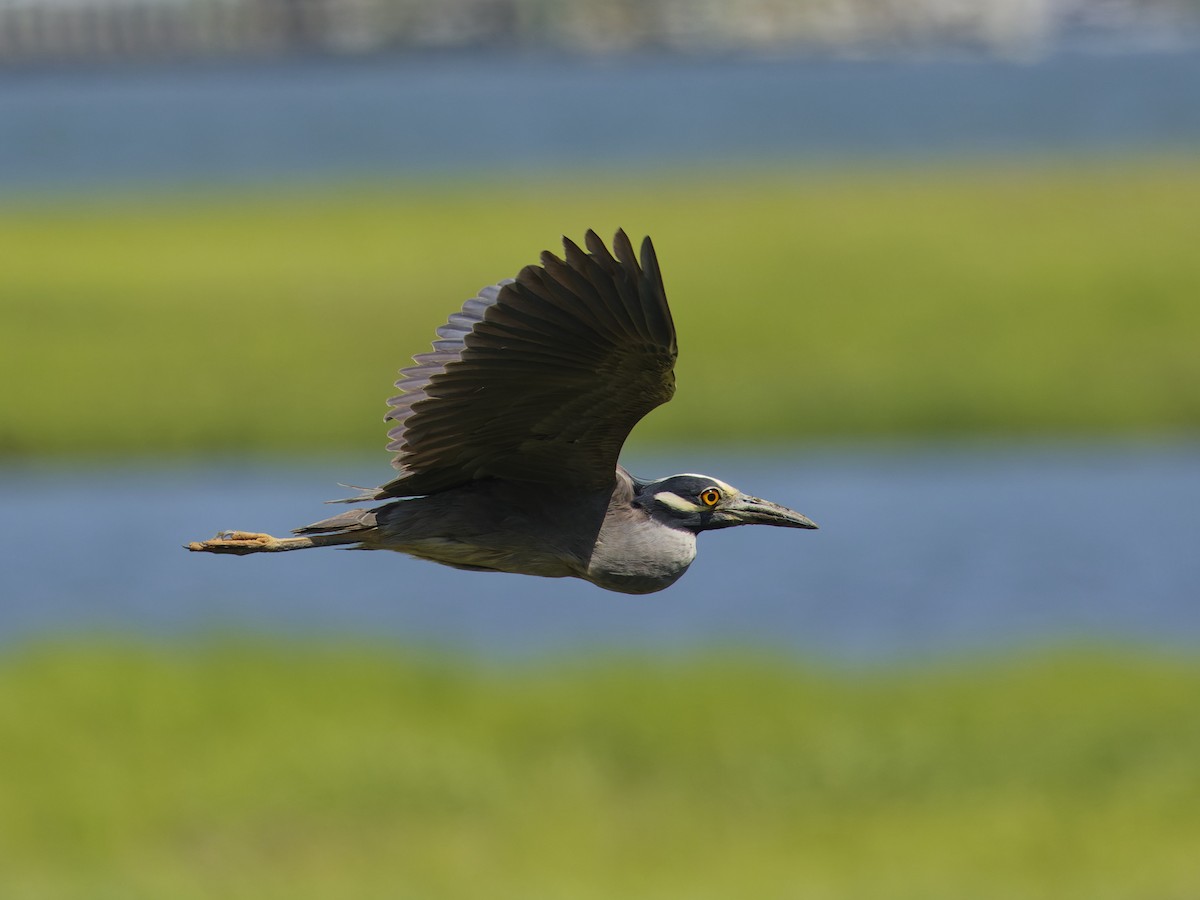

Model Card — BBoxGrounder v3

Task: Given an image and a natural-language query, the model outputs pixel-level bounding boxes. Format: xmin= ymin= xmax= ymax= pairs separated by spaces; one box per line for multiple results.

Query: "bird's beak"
xmin=727 ymin=496 xmax=819 ymax=529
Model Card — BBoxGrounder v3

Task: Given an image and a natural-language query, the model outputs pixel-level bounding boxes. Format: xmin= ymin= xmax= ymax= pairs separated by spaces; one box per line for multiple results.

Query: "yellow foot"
xmin=187 ymin=531 xmax=285 ymax=555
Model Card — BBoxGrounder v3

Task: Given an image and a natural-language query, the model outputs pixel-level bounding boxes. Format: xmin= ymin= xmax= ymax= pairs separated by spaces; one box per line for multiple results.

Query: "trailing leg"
xmin=186 ymin=530 xmax=361 ymax=555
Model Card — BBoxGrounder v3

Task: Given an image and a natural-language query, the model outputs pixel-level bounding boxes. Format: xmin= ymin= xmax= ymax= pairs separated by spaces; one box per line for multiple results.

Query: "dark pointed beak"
xmin=728 ymin=496 xmax=818 ymax=529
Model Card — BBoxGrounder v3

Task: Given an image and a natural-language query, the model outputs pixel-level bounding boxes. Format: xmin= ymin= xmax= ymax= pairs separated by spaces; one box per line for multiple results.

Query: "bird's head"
xmin=635 ymin=474 xmax=818 ymax=534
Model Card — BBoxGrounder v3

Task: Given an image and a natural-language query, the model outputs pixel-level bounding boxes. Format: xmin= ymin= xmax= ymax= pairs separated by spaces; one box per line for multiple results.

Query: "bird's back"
xmin=364 ymin=478 xmax=611 ymax=580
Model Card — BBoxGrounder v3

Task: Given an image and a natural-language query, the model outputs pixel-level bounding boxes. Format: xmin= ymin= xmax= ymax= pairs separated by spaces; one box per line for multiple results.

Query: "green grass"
xmin=0 ymin=643 xmax=1198 ymax=899
xmin=4 ymin=159 xmax=1200 ymax=458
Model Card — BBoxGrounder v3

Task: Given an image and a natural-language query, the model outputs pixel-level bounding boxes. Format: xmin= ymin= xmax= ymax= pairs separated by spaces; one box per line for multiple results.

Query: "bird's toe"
xmin=187 ymin=531 xmax=279 ymax=554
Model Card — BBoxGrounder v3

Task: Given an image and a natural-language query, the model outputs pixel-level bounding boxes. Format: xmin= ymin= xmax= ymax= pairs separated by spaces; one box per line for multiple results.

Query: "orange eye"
xmin=700 ymin=489 xmax=721 ymax=507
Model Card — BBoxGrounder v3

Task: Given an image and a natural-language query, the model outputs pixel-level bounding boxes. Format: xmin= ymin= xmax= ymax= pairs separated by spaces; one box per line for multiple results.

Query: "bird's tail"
xmin=292 ymin=507 xmax=379 ymax=536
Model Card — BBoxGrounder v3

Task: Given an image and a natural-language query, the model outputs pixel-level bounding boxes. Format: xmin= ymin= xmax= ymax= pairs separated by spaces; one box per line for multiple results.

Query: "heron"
xmin=187 ymin=229 xmax=817 ymax=594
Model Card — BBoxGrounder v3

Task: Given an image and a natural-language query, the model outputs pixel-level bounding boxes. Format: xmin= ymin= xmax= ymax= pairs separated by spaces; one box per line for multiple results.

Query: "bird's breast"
xmin=585 ymin=519 xmax=697 ymax=595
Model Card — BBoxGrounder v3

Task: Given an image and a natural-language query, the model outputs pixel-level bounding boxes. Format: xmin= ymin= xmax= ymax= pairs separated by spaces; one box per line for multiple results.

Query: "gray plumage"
xmin=187 ymin=229 xmax=817 ymax=594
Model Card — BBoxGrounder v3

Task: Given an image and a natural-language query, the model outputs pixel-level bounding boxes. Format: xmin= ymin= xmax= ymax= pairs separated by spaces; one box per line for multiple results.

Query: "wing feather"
xmin=374 ymin=230 xmax=677 ymax=498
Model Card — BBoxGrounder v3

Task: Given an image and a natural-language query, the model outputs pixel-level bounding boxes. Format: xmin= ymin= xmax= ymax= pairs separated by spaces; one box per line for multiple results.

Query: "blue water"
xmin=3 ymin=441 xmax=1198 ymax=660
xmin=2 ymin=49 xmax=1200 ymax=195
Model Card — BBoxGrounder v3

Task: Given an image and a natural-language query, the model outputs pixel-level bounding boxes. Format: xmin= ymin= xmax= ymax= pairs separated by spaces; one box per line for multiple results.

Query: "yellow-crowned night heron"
xmin=187 ymin=230 xmax=816 ymax=594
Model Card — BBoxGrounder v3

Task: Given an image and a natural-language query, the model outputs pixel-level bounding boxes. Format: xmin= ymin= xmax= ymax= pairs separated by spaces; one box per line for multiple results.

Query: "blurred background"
xmin=3 ymin=1 xmax=1200 ymax=897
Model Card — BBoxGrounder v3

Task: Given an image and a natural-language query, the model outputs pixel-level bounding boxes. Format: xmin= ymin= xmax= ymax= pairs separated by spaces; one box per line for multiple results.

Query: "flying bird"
xmin=187 ymin=230 xmax=816 ymax=594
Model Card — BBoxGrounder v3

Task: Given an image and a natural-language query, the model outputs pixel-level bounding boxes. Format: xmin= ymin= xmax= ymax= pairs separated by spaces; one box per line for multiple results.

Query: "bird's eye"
xmin=700 ymin=489 xmax=721 ymax=507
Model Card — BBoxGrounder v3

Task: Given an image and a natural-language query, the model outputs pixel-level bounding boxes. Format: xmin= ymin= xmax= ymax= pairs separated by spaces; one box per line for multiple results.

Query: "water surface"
xmin=3 ymin=441 xmax=1197 ymax=661
xmin=3 ymin=49 xmax=1200 ymax=195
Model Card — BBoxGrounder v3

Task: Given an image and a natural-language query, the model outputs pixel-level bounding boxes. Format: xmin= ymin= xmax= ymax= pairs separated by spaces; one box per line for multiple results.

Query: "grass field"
xmin=6 ymin=161 xmax=1197 ymax=898
xmin=3 ymin=159 xmax=1200 ymax=459
xmin=0 ymin=643 xmax=1197 ymax=899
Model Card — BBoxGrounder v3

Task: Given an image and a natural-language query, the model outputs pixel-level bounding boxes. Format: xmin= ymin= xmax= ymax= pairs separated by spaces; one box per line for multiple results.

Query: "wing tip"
xmin=574 ymin=228 xmax=654 ymax=275
xmin=610 ymin=229 xmax=637 ymax=269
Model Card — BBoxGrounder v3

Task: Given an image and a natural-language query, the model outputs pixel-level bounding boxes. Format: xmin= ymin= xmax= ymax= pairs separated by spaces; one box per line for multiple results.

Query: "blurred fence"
xmin=0 ymin=0 xmax=1196 ymax=66
xmin=0 ymin=0 xmax=397 ymax=62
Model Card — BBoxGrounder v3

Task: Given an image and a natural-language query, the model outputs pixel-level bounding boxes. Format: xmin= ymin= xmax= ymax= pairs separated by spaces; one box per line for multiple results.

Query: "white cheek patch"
xmin=654 ymin=491 xmax=703 ymax=514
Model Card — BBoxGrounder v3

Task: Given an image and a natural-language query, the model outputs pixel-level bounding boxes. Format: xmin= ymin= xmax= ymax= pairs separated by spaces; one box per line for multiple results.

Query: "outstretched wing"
xmin=374 ymin=229 xmax=677 ymax=499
